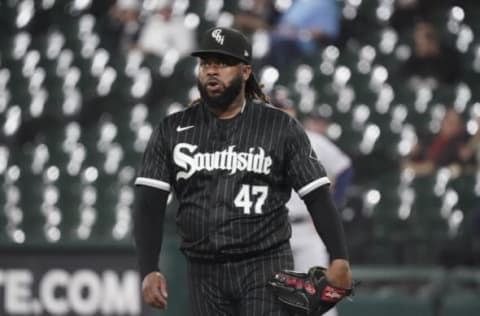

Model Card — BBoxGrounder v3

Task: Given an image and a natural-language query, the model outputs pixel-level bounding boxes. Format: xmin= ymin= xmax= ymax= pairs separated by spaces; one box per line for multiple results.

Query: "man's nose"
xmin=204 ymin=63 xmax=220 ymax=74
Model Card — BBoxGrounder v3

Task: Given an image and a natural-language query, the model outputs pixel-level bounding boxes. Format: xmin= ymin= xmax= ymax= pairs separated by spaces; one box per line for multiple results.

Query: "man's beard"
xmin=197 ymin=74 xmax=243 ymax=110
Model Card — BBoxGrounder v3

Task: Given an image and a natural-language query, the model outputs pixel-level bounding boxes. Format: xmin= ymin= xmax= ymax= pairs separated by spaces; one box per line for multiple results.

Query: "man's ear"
xmin=242 ymin=64 xmax=252 ymax=81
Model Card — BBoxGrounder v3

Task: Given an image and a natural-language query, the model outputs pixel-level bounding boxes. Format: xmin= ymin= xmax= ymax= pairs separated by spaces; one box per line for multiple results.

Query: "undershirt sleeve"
xmin=133 ymin=185 xmax=169 ymax=279
xmin=303 ymin=185 xmax=349 ymax=260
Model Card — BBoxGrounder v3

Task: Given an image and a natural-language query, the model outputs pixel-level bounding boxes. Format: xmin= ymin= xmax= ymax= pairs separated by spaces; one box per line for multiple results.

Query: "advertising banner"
xmin=0 ymin=249 xmax=159 ymax=316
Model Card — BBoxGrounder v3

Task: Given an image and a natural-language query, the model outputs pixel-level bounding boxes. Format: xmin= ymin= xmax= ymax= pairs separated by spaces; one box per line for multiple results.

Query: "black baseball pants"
xmin=186 ymin=243 xmax=294 ymax=316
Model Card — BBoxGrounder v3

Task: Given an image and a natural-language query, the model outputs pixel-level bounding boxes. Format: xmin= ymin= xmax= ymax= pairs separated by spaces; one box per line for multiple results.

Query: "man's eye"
xmin=200 ymin=62 xmax=228 ymax=67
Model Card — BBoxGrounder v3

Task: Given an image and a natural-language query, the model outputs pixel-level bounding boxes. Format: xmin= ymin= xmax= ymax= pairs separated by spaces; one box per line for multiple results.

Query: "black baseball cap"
xmin=191 ymin=27 xmax=252 ymax=64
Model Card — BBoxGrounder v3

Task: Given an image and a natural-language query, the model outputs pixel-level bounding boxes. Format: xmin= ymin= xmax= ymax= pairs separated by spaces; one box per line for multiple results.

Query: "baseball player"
xmin=133 ymin=27 xmax=352 ymax=315
xmin=274 ymin=98 xmax=353 ymax=316
xmin=288 ymin=127 xmax=353 ymax=271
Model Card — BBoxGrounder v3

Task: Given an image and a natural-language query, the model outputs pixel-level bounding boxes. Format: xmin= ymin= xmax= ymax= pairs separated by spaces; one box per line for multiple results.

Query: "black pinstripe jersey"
xmin=135 ymin=100 xmax=329 ymax=259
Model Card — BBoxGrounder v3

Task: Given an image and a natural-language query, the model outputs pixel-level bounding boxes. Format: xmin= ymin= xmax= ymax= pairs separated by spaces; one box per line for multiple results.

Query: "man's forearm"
xmin=134 ymin=186 xmax=168 ymax=279
xmin=303 ymin=185 xmax=349 ymax=260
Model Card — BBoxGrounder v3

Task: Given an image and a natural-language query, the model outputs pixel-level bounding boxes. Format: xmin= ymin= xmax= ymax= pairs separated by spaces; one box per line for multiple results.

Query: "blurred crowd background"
xmin=1 ymin=0 xmax=480 ymax=315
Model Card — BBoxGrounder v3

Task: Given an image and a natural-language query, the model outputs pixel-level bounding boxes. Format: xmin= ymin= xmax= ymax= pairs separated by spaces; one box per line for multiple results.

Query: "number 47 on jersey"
xmin=234 ymin=185 xmax=268 ymax=214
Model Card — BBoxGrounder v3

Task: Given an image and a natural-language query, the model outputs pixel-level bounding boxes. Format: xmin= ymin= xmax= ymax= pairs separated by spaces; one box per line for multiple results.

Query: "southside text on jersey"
xmin=173 ymin=143 xmax=273 ymax=180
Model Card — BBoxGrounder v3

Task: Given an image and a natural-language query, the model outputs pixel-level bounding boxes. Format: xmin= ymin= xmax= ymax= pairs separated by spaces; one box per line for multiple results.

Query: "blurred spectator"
xmin=89 ymin=0 xmax=117 ymax=17
xmin=303 ymin=116 xmax=353 ymax=206
xmin=402 ymin=108 xmax=474 ymax=175
xmin=234 ymin=0 xmax=280 ymax=33
xmin=399 ymin=21 xmax=461 ymax=85
xmin=136 ymin=0 xmax=195 ymax=58
xmin=453 ymin=114 xmax=480 ymax=175
xmin=264 ymin=0 xmax=341 ymax=70
xmin=302 ymin=114 xmax=330 ymax=135
xmin=101 ymin=0 xmax=141 ymax=52
xmin=463 ymin=119 xmax=480 ymax=166
xmin=390 ymin=0 xmax=447 ymax=32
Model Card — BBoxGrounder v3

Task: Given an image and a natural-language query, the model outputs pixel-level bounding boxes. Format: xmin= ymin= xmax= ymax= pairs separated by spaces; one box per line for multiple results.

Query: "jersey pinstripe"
xmin=135 ymin=100 xmax=329 ymax=259
xmin=187 ymin=243 xmax=293 ymax=316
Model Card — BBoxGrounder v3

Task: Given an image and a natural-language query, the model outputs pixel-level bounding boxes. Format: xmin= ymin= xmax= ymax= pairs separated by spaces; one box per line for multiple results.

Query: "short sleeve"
xmin=135 ymin=123 xmax=172 ymax=192
xmin=285 ymin=118 xmax=330 ymax=198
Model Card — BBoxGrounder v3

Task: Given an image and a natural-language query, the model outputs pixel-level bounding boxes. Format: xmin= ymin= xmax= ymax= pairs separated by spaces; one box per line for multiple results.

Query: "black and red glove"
xmin=268 ymin=266 xmax=353 ymax=315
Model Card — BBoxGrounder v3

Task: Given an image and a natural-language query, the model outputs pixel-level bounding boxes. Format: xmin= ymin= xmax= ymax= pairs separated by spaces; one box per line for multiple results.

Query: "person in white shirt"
xmin=273 ymin=87 xmax=353 ymax=316
xmin=137 ymin=0 xmax=195 ymax=58
xmin=287 ymin=128 xmax=353 ymax=271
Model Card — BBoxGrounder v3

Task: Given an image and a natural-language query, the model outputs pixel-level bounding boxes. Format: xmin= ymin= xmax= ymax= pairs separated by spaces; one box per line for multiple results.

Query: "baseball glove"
xmin=268 ymin=266 xmax=353 ymax=316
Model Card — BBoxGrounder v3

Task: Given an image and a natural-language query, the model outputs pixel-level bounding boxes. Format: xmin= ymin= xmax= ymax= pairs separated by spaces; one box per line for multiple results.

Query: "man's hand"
xmin=268 ymin=264 xmax=354 ymax=315
xmin=142 ymin=271 xmax=168 ymax=309
xmin=325 ymin=259 xmax=352 ymax=289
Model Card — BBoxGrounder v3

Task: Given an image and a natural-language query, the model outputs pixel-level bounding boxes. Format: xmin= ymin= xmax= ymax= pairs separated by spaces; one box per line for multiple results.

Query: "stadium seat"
xmin=88 ymin=173 xmax=119 ymax=241
xmin=17 ymin=173 xmax=47 ymax=243
xmin=56 ymin=171 xmax=83 ymax=242
xmin=0 ymin=186 xmax=7 ymax=242
xmin=358 ymin=173 xmax=413 ymax=263
xmin=365 ymin=172 xmax=409 ymax=236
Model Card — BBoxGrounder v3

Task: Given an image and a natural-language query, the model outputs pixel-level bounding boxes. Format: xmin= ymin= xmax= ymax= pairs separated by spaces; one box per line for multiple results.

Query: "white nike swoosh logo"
xmin=176 ymin=125 xmax=195 ymax=132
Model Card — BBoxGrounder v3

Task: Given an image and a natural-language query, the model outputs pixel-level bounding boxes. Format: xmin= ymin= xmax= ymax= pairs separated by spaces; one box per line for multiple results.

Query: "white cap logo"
xmin=211 ymin=29 xmax=225 ymax=45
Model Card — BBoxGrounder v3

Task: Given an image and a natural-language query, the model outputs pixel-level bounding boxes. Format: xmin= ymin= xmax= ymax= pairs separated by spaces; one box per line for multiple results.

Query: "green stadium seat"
xmin=359 ymin=173 xmax=412 ymax=263
xmin=87 ymin=172 xmax=120 ymax=242
xmin=56 ymin=172 xmax=83 ymax=242
xmin=0 ymin=187 xmax=8 ymax=242
xmin=366 ymin=173 xmax=409 ymax=238
xmin=17 ymin=172 xmax=47 ymax=243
